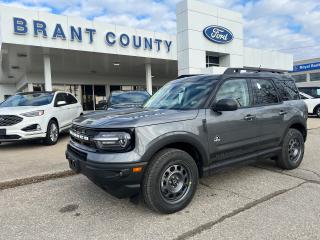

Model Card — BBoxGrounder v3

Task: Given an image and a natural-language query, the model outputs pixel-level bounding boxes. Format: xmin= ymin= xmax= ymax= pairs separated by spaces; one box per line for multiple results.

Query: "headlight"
xmin=21 ymin=110 xmax=44 ymax=117
xmin=93 ymin=132 xmax=133 ymax=151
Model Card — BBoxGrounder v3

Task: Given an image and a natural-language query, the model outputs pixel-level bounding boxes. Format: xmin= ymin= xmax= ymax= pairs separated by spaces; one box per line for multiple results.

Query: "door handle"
xmin=244 ymin=114 xmax=256 ymax=121
xmin=279 ymin=110 xmax=288 ymax=116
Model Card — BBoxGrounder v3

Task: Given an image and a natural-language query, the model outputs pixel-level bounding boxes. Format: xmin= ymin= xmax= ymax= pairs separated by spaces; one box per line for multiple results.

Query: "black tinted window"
xmin=55 ymin=93 xmax=67 ymax=106
xmin=67 ymin=94 xmax=78 ymax=104
xmin=274 ymin=80 xmax=300 ymax=101
xmin=216 ymin=79 xmax=250 ymax=107
xmin=252 ymin=79 xmax=279 ymax=105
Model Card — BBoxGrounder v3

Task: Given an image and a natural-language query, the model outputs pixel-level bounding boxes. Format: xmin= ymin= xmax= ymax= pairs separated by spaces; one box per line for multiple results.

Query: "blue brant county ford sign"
xmin=203 ymin=25 xmax=234 ymax=44
xmin=12 ymin=17 xmax=173 ymax=53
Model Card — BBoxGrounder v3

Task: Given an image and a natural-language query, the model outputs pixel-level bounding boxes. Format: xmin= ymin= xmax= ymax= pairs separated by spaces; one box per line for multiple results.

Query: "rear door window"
xmin=274 ymin=80 xmax=300 ymax=101
xmin=251 ymin=79 xmax=279 ymax=105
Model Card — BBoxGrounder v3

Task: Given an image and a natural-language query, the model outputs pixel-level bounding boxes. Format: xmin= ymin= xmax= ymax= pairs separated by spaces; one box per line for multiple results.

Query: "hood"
xmin=0 ymin=106 xmax=49 ymax=115
xmin=108 ymin=103 xmax=144 ymax=110
xmin=73 ymin=108 xmax=199 ymax=128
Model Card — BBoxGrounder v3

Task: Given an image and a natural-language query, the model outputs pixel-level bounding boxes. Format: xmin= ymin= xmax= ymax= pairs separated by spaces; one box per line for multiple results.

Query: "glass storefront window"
xmin=310 ymin=73 xmax=320 ymax=82
xmin=292 ymin=74 xmax=306 ymax=82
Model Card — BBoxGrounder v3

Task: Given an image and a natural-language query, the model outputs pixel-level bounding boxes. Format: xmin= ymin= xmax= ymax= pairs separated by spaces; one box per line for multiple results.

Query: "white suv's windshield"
xmin=144 ymin=78 xmax=216 ymax=110
xmin=0 ymin=93 xmax=54 ymax=107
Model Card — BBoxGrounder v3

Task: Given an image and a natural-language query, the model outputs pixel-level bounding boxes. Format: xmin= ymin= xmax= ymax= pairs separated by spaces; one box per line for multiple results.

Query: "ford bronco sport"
xmin=66 ymin=68 xmax=307 ymax=214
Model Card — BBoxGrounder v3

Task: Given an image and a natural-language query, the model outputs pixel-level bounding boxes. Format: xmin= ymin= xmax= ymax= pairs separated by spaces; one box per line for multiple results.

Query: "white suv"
xmin=300 ymin=92 xmax=320 ymax=118
xmin=0 ymin=91 xmax=83 ymax=145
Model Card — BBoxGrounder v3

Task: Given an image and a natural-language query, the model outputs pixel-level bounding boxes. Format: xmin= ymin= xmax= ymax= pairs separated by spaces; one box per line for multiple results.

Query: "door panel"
xmin=250 ymin=78 xmax=284 ymax=149
xmin=206 ymin=109 xmax=260 ymax=163
xmin=207 ymin=78 xmax=259 ymax=163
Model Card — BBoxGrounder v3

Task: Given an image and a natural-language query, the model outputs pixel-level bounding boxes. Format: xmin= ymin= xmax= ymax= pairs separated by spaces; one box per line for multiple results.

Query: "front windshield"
xmin=144 ymin=78 xmax=215 ymax=110
xmin=0 ymin=93 xmax=54 ymax=107
xmin=110 ymin=92 xmax=150 ymax=106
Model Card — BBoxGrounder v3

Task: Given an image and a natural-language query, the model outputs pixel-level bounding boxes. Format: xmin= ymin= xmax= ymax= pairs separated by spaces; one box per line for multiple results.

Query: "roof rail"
xmin=224 ymin=67 xmax=287 ymax=75
xmin=176 ymin=74 xmax=202 ymax=79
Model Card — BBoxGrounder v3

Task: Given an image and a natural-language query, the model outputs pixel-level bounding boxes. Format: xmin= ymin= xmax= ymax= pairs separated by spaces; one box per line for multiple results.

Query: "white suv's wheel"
xmin=45 ymin=120 xmax=59 ymax=145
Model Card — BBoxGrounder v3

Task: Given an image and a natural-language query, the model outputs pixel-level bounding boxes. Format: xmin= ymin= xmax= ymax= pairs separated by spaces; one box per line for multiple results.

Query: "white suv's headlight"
xmin=93 ymin=132 xmax=132 ymax=151
xmin=21 ymin=110 xmax=44 ymax=117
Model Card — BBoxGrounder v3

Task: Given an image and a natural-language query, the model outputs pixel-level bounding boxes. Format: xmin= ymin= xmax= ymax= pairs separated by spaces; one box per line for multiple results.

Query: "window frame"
xmin=211 ymin=78 xmax=254 ymax=109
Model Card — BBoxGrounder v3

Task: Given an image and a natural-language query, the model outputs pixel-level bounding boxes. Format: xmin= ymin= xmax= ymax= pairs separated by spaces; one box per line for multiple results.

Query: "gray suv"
xmin=66 ymin=68 xmax=307 ymax=213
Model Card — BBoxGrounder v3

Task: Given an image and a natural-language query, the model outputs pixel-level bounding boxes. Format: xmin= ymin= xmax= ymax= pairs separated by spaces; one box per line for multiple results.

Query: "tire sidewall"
xmin=281 ymin=129 xmax=304 ymax=169
xmin=45 ymin=120 xmax=59 ymax=145
xmin=143 ymin=149 xmax=198 ymax=214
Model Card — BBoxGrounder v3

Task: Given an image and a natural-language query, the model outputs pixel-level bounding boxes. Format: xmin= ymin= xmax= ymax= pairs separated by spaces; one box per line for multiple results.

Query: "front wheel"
xmin=277 ymin=128 xmax=304 ymax=170
xmin=142 ymin=148 xmax=199 ymax=214
xmin=315 ymin=106 xmax=320 ymax=118
xmin=44 ymin=120 xmax=59 ymax=145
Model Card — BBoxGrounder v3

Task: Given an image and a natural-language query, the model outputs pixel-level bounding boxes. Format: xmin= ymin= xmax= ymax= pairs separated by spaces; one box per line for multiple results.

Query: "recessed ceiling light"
xmin=17 ymin=53 xmax=27 ymax=57
xmin=11 ymin=66 xmax=20 ymax=69
xmin=8 ymin=76 xmax=14 ymax=79
xmin=113 ymin=62 xmax=120 ymax=66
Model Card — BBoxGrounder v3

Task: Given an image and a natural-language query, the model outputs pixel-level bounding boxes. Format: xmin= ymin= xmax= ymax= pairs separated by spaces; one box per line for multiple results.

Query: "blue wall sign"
xmin=203 ymin=25 xmax=234 ymax=44
xmin=13 ymin=17 xmax=172 ymax=53
xmin=293 ymin=62 xmax=320 ymax=72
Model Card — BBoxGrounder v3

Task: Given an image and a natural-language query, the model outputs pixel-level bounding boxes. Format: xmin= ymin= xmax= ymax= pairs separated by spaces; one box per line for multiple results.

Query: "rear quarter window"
xmin=274 ymin=80 xmax=300 ymax=101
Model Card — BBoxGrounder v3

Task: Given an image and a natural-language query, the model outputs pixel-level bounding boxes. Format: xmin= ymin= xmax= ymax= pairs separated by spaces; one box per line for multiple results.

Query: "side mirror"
xmin=56 ymin=100 xmax=66 ymax=106
xmin=213 ymin=98 xmax=238 ymax=112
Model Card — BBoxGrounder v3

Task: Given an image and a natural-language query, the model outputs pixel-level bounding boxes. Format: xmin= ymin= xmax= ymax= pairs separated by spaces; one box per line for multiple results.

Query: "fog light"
xmin=22 ymin=124 xmax=41 ymax=132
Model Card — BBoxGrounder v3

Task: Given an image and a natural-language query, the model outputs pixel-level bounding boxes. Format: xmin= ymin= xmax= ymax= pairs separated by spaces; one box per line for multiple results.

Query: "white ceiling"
xmin=0 ymin=43 xmax=178 ymax=84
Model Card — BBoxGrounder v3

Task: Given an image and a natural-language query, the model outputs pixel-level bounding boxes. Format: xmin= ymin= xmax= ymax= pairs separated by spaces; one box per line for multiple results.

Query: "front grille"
xmin=70 ymin=125 xmax=98 ymax=148
xmin=0 ymin=135 xmax=21 ymax=140
xmin=0 ymin=115 xmax=23 ymax=126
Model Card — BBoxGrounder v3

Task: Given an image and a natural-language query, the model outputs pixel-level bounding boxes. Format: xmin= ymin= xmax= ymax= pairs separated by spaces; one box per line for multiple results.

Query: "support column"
xmin=306 ymin=73 xmax=311 ymax=82
xmin=145 ymin=63 xmax=152 ymax=95
xmin=43 ymin=55 xmax=52 ymax=91
xmin=27 ymin=83 xmax=33 ymax=92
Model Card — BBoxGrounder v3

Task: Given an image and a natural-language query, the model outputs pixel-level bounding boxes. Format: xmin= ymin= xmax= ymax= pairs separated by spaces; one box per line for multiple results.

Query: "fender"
xmin=281 ymin=115 xmax=307 ymax=143
xmin=140 ymin=131 xmax=210 ymax=166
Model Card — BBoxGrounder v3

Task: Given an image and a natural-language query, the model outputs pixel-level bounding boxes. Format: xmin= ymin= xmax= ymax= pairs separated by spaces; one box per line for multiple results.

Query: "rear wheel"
xmin=44 ymin=120 xmax=59 ymax=145
xmin=277 ymin=128 xmax=304 ymax=170
xmin=142 ymin=148 xmax=198 ymax=214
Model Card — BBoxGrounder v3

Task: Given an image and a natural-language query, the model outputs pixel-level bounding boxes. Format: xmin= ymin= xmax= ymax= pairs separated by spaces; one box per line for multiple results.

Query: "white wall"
xmin=244 ymin=47 xmax=293 ymax=71
xmin=0 ymin=84 xmax=16 ymax=102
xmin=176 ymin=0 xmax=244 ymax=75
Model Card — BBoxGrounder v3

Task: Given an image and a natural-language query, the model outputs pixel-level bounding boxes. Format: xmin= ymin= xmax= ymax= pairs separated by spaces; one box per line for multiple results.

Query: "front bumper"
xmin=65 ymin=144 xmax=148 ymax=198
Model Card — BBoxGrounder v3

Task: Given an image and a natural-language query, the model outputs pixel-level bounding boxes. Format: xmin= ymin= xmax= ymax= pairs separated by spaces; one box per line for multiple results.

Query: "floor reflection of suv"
xmin=0 ymin=91 xmax=83 ymax=145
xmin=66 ymin=68 xmax=307 ymax=213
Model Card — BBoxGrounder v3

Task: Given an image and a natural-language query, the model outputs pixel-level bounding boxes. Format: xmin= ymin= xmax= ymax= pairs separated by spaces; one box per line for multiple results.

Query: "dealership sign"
xmin=203 ymin=25 xmax=233 ymax=44
xmin=293 ymin=62 xmax=320 ymax=72
xmin=13 ymin=17 xmax=173 ymax=53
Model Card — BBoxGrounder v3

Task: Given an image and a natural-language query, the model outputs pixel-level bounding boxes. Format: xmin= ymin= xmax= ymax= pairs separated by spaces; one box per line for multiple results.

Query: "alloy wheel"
xmin=160 ymin=164 xmax=191 ymax=204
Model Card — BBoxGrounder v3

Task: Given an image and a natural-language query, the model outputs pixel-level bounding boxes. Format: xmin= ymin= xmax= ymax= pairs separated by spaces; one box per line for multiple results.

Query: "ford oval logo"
xmin=203 ymin=25 xmax=234 ymax=44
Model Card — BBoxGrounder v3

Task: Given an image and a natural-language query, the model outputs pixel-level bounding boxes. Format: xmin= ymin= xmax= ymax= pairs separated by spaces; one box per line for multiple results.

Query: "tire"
xmin=142 ymin=148 xmax=199 ymax=214
xmin=315 ymin=106 xmax=320 ymax=118
xmin=44 ymin=120 xmax=59 ymax=145
xmin=277 ymin=128 xmax=304 ymax=170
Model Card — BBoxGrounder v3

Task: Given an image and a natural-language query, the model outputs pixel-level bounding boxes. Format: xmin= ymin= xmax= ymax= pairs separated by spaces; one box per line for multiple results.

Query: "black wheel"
xmin=315 ymin=106 xmax=320 ymax=118
xmin=44 ymin=120 xmax=59 ymax=145
xmin=277 ymin=128 xmax=304 ymax=170
xmin=142 ymin=148 xmax=198 ymax=214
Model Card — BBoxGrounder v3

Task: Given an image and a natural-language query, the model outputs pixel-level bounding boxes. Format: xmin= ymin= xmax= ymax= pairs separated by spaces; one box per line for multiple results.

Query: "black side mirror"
xmin=213 ymin=98 xmax=239 ymax=112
